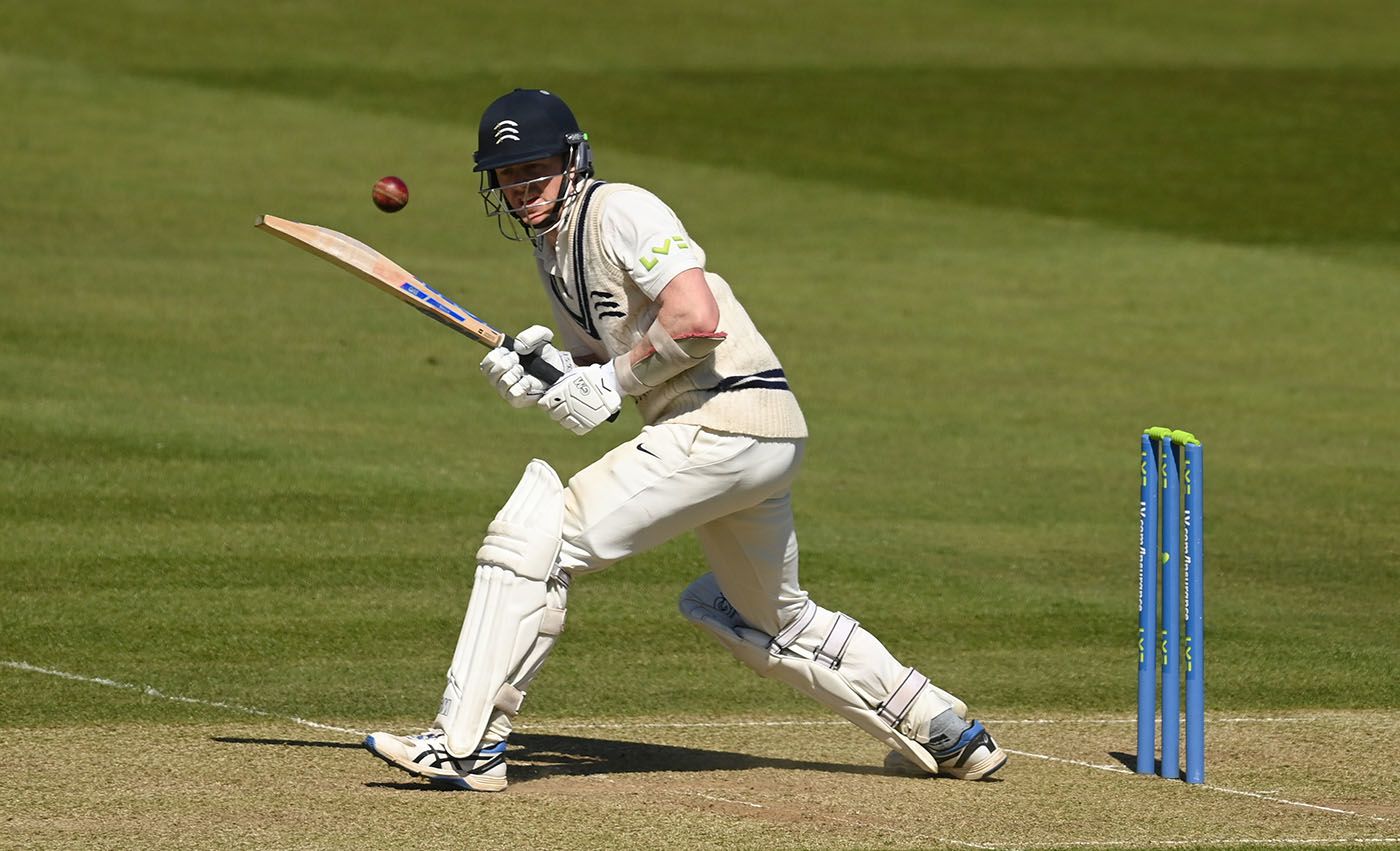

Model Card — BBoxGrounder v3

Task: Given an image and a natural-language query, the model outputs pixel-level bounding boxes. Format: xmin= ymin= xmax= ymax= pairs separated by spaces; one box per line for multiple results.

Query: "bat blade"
xmin=255 ymin=214 xmax=609 ymax=421
xmin=255 ymin=214 xmax=509 ymax=350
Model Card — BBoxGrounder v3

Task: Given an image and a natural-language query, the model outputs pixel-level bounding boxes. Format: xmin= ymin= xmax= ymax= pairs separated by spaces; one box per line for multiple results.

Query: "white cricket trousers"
xmin=537 ymin=422 xmax=960 ymax=755
xmin=559 ymin=422 xmax=808 ymax=635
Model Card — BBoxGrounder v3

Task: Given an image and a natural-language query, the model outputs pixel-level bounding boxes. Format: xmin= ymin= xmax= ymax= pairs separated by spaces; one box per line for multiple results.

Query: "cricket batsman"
xmin=364 ymin=88 xmax=1007 ymax=790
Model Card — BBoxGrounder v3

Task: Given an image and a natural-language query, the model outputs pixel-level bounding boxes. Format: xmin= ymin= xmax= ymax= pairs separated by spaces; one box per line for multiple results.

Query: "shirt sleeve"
xmin=600 ymin=188 xmax=705 ymax=299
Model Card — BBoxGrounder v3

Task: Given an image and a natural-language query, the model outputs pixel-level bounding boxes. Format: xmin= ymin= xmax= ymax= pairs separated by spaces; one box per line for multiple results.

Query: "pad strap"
xmin=770 ymin=599 xmax=818 ymax=652
xmin=494 ymin=683 xmax=524 ymax=715
xmin=540 ymin=567 xmax=570 ymax=635
xmin=877 ymin=668 xmax=929 ymax=727
xmin=815 ymin=613 xmax=859 ymax=669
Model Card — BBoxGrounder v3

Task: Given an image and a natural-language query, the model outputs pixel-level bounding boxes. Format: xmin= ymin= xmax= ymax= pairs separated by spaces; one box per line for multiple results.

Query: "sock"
xmin=924 ymin=708 xmax=972 ymax=755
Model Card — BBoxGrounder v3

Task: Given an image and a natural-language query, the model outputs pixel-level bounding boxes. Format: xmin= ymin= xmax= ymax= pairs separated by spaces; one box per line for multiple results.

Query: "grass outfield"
xmin=2 ymin=2 xmax=1398 ymax=848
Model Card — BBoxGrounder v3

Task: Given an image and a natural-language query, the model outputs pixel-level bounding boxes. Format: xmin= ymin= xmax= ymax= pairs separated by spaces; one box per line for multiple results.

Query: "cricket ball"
xmin=372 ymin=176 xmax=409 ymax=213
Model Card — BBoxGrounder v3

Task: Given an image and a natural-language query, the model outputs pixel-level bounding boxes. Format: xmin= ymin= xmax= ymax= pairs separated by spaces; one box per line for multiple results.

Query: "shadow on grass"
xmin=1109 ymin=750 xmax=1194 ymax=783
xmin=213 ymin=732 xmax=890 ymax=788
xmin=214 ymin=736 xmax=362 ymax=749
xmin=507 ymin=732 xmax=889 ymax=782
xmin=1108 ymin=750 xmax=1144 ymax=771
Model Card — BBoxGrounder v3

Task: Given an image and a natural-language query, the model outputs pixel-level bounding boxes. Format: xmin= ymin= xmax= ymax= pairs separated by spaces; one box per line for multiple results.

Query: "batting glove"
xmin=539 ymin=361 xmax=623 ymax=435
xmin=479 ymin=325 xmax=573 ymax=408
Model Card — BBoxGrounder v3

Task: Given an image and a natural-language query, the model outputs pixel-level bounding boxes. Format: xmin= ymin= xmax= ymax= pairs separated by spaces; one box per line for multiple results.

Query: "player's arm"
xmin=599 ymin=190 xmax=726 ymax=396
xmin=537 ymin=267 xmax=724 ymax=435
xmin=611 ymin=267 xmax=725 ymax=397
xmin=538 ymin=189 xmax=725 ymax=435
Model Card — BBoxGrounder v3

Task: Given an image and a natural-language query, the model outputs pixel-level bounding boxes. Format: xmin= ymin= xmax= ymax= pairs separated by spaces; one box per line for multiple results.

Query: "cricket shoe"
xmin=929 ymin=720 xmax=1007 ymax=780
xmin=884 ymin=719 xmax=1008 ymax=781
xmin=363 ymin=730 xmax=508 ymax=791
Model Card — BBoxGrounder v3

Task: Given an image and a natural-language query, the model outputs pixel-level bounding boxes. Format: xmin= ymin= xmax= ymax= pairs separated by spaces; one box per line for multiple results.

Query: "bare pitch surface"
xmin=3 ymin=710 xmax=1395 ymax=850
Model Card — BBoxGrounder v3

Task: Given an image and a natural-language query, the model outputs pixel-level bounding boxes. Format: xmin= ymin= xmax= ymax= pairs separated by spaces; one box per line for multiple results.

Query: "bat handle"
xmin=500 ymin=334 xmax=620 ymax=424
xmin=521 ymin=352 xmax=565 ymax=385
xmin=501 ymin=333 xmax=566 ymax=386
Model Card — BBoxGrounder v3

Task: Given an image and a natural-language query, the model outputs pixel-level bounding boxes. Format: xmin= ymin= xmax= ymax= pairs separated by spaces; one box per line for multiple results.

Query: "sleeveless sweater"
xmin=536 ymin=181 xmax=807 ymax=439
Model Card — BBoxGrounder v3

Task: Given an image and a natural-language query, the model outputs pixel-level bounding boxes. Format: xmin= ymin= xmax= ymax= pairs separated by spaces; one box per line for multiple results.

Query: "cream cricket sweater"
xmin=535 ymin=181 xmax=807 ymax=439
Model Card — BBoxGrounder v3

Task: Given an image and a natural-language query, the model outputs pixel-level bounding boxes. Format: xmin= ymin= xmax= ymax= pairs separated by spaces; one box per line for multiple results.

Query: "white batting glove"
xmin=479 ymin=325 xmax=573 ymax=408
xmin=538 ymin=361 xmax=623 ymax=435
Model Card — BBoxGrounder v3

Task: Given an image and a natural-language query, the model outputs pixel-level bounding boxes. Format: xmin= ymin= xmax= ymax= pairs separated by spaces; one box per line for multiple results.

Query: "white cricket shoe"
xmin=363 ymin=730 xmax=508 ymax=791
xmin=885 ymin=719 xmax=1009 ymax=781
xmin=929 ymin=719 xmax=1007 ymax=780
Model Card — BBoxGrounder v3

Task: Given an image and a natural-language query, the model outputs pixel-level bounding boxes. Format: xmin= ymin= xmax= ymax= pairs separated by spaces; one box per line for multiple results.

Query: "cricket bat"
xmin=255 ymin=214 xmax=564 ymax=385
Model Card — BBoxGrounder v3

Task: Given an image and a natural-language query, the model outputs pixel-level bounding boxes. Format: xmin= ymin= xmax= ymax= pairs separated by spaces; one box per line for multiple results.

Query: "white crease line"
xmin=684 ymin=790 xmax=765 ymax=809
xmin=986 ymin=715 xmax=1383 ymax=725
xmin=1205 ymin=785 xmax=1389 ymax=823
xmin=533 ymin=714 xmax=1395 ymax=731
xmin=1004 ymin=748 xmax=1387 ymax=823
xmin=1 ymin=660 xmax=368 ymax=738
xmin=1004 ymin=840 xmax=1400 ymax=849
xmin=1006 ymin=748 xmax=1133 ymax=774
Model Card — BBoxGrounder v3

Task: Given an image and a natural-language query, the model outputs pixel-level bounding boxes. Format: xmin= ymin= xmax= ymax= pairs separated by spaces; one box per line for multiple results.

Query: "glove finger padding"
xmin=481 ymin=347 xmax=521 ymax=383
xmin=481 ymin=347 xmax=541 ymax=409
xmin=483 ymin=327 xmax=579 ymax=411
xmin=512 ymin=324 xmax=555 ymax=354
xmin=504 ymin=374 xmax=549 ymax=407
xmin=509 ymin=326 xmax=575 ymax=393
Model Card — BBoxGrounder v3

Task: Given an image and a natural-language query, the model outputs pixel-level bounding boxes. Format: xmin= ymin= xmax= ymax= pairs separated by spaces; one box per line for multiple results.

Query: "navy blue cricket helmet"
xmin=473 ymin=88 xmax=592 ymax=178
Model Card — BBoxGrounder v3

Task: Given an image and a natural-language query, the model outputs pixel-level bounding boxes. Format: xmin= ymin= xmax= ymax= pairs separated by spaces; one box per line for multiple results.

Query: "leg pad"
xmin=435 ymin=460 xmax=568 ymax=756
xmin=680 ymin=572 xmax=946 ymax=774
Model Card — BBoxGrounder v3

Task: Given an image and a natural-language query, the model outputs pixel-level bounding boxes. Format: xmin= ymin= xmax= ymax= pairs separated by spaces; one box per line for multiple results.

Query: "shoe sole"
xmin=882 ymin=747 xmax=1009 ymax=781
xmin=948 ymin=748 xmax=1008 ymax=781
xmin=363 ymin=736 xmax=508 ymax=792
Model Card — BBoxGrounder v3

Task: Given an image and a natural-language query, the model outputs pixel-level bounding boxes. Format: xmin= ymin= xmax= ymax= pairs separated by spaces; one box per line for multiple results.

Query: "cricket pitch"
xmin=3 ymin=712 xmax=1395 ymax=850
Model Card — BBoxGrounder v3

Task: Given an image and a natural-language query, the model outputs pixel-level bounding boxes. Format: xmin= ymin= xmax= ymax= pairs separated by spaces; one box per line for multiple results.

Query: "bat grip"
xmin=501 ymin=334 xmax=565 ymax=386
xmin=500 ymin=334 xmax=620 ymax=424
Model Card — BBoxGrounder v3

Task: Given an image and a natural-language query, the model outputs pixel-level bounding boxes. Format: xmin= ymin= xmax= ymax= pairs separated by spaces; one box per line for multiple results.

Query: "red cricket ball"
xmin=372 ymin=176 xmax=409 ymax=213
